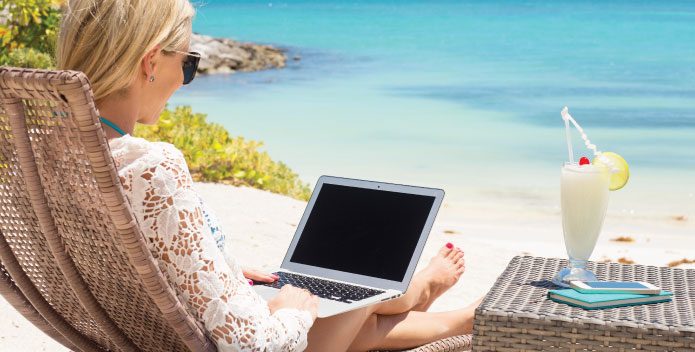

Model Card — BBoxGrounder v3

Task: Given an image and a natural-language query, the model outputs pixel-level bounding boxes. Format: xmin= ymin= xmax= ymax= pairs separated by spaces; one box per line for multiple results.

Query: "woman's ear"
xmin=140 ymin=44 xmax=162 ymax=82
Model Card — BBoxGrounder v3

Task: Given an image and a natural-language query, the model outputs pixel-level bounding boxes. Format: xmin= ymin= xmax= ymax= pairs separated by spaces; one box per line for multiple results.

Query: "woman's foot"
xmin=412 ymin=243 xmax=466 ymax=311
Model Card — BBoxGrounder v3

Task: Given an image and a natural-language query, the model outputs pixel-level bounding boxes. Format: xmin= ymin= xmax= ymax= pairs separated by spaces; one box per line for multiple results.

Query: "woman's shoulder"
xmin=109 ymin=134 xmax=185 ymax=171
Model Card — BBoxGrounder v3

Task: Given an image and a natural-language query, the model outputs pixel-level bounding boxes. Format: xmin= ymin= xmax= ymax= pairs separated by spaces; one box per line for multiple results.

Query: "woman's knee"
xmin=346 ymin=313 xmax=380 ymax=352
xmin=307 ymin=306 xmax=374 ymax=351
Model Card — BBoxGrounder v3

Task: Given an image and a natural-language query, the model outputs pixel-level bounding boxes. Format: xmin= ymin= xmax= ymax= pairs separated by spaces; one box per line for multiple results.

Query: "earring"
xmin=149 ymin=76 xmax=155 ymax=82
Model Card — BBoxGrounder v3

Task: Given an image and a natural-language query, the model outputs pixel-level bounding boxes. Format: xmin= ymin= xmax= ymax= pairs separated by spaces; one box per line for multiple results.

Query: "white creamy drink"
xmin=561 ymin=163 xmax=610 ymax=261
xmin=552 ymin=107 xmax=628 ymax=287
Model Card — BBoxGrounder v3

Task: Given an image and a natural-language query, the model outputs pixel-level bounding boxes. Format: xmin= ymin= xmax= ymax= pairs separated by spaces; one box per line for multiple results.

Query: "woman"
xmin=56 ymin=0 xmax=480 ymax=351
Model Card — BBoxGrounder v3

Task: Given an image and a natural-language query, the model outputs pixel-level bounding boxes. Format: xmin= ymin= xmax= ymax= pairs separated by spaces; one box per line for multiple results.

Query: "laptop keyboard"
xmin=255 ymin=272 xmax=385 ymax=303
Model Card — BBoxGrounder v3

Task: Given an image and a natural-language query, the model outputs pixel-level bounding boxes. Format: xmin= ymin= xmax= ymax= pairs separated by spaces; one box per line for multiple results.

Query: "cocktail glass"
xmin=552 ymin=162 xmax=610 ymax=287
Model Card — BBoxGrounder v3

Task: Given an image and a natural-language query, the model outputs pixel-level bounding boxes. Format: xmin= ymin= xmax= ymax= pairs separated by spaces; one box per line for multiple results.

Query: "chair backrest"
xmin=0 ymin=67 xmax=216 ymax=352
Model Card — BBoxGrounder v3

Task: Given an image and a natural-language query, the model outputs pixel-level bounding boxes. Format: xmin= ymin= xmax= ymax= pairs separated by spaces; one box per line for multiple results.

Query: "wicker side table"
xmin=473 ymin=256 xmax=695 ymax=352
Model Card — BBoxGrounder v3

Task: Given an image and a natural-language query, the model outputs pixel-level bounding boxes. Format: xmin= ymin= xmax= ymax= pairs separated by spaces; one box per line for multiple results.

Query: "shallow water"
xmin=170 ymin=0 xmax=695 ymax=221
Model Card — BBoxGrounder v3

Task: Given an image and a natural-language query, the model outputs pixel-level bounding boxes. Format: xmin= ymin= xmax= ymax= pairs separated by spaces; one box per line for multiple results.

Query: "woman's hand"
xmin=268 ymin=285 xmax=319 ymax=321
xmin=242 ymin=267 xmax=279 ymax=283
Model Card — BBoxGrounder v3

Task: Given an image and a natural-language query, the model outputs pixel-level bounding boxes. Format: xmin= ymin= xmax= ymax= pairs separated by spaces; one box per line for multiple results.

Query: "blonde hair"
xmin=57 ymin=0 xmax=195 ymax=102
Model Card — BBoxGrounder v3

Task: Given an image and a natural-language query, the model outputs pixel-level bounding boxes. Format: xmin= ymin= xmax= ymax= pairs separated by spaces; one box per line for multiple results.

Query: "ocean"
xmin=170 ymin=0 xmax=695 ymax=220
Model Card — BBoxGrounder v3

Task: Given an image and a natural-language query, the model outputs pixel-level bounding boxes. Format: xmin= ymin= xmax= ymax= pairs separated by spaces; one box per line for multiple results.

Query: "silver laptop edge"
xmin=256 ymin=175 xmax=445 ymax=317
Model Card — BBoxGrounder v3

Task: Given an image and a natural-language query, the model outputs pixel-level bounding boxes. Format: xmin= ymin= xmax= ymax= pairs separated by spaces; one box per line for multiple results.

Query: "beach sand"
xmin=1 ymin=182 xmax=693 ymax=351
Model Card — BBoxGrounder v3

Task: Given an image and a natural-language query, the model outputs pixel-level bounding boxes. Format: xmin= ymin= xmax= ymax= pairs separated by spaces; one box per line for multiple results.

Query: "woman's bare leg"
xmin=305 ymin=305 xmax=376 ymax=352
xmin=347 ymin=297 xmax=482 ymax=352
xmin=306 ymin=296 xmax=482 ymax=352
xmin=374 ymin=243 xmax=465 ymax=315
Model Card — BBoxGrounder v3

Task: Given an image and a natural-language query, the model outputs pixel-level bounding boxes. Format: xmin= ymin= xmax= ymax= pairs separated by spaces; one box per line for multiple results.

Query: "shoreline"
xmin=190 ymin=33 xmax=291 ymax=75
xmin=1 ymin=182 xmax=692 ymax=350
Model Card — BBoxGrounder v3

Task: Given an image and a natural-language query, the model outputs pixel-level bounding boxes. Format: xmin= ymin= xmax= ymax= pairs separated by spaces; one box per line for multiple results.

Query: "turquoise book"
xmin=548 ymin=289 xmax=674 ymax=310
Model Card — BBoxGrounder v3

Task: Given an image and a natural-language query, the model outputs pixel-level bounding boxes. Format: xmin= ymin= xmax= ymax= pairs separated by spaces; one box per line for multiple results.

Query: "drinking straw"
xmin=561 ymin=107 xmax=618 ymax=173
xmin=561 ymin=107 xmax=574 ymax=164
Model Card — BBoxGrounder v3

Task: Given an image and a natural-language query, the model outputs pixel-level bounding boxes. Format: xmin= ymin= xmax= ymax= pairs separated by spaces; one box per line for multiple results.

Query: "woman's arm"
xmin=121 ymin=142 xmax=314 ymax=351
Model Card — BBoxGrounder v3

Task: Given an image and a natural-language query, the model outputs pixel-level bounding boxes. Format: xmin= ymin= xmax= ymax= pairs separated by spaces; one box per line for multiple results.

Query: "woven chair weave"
xmin=0 ymin=262 xmax=77 ymax=350
xmin=374 ymin=334 xmax=472 ymax=352
xmin=0 ymin=67 xmax=214 ymax=352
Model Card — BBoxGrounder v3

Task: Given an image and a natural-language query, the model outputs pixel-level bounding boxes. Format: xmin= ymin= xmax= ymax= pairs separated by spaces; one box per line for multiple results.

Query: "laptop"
xmin=252 ymin=175 xmax=444 ymax=318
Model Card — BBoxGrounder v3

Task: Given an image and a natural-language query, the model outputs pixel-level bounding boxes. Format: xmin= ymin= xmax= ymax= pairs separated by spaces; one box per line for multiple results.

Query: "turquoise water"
xmin=171 ymin=0 xmax=695 ymax=217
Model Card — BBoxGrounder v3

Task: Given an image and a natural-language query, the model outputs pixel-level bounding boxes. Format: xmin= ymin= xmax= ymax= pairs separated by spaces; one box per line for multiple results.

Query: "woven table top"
xmin=476 ymin=256 xmax=695 ymax=333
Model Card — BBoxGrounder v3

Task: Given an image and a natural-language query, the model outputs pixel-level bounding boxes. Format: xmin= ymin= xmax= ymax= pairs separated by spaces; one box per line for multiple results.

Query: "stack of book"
xmin=548 ymin=283 xmax=673 ymax=310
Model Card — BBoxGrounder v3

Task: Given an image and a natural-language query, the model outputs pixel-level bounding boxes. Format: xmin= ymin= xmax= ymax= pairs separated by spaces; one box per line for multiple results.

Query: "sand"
xmin=1 ymin=182 xmax=693 ymax=351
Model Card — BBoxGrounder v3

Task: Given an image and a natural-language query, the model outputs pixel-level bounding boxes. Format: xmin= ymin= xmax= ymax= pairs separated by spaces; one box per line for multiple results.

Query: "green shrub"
xmin=0 ymin=47 xmax=54 ymax=68
xmin=135 ymin=106 xmax=312 ymax=201
xmin=0 ymin=0 xmax=60 ymax=69
xmin=0 ymin=0 xmax=61 ymax=68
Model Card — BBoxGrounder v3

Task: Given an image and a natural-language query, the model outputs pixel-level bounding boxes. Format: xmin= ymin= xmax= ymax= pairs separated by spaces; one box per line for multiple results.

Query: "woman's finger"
xmin=242 ymin=267 xmax=278 ymax=282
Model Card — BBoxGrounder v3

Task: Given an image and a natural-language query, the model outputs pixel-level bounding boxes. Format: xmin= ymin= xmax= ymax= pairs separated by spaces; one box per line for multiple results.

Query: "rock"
xmin=190 ymin=33 xmax=287 ymax=75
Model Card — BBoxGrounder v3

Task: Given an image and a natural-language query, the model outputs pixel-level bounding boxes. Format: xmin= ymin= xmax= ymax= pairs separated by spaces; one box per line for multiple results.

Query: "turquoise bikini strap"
xmin=99 ymin=116 xmax=127 ymax=136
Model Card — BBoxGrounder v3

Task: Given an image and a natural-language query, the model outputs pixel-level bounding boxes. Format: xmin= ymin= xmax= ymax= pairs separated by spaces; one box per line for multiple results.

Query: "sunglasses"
xmin=170 ymin=50 xmax=201 ymax=85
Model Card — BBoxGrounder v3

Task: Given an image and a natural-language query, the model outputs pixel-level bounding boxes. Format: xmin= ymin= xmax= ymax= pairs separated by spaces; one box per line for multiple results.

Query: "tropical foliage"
xmin=135 ymin=106 xmax=311 ymax=201
xmin=0 ymin=0 xmax=61 ymax=68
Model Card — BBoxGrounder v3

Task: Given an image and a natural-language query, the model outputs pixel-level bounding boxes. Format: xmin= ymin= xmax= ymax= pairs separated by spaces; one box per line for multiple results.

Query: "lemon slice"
xmin=593 ymin=152 xmax=629 ymax=191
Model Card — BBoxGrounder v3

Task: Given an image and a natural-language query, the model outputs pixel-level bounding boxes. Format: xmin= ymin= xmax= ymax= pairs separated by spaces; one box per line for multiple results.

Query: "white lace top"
xmin=109 ymin=135 xmax=313 ymax=352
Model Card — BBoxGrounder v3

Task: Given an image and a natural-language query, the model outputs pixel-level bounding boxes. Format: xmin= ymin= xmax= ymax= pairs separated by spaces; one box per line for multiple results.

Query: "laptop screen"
xmin=289 ymin=183 xmax=436 ymax=282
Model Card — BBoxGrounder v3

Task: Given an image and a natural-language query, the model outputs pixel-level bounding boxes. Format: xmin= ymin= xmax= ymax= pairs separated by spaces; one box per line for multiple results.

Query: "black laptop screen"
xmin=289 ymin=183 xmax=436 ymax=282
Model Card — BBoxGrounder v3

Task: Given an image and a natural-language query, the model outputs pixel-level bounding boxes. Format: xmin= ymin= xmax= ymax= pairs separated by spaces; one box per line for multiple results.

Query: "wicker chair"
xmin=0 ymin=67 xmax=472 ymax=352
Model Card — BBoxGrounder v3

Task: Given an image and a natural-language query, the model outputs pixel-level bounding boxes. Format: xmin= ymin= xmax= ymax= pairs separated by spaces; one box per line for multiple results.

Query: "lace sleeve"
xmin=119 ymin=140 xmax=313 ymax=352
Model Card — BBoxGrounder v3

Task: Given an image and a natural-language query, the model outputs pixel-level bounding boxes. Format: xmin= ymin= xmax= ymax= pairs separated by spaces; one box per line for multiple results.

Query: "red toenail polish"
xmin=446 ymin=243 xmax=453 ymax=249
xmin=248 ymin=280 xmax=254 ymax=286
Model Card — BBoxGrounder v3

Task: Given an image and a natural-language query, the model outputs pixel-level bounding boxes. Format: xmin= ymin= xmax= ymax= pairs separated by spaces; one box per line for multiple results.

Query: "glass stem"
xmin=569 ymin=259 xmax=587 ymax=271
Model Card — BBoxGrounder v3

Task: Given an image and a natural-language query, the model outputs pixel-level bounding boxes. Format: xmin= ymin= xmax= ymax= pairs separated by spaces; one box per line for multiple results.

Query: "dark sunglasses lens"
xmin=182 ymin=53 xmax=200 ymax=85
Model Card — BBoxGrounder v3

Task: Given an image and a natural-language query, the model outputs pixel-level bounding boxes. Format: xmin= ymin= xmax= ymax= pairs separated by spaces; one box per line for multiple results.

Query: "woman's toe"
xmin=439 ymin=244 xmax=453 ymax=257
xmin=447 ymin=246 xmax=459 ymax=259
